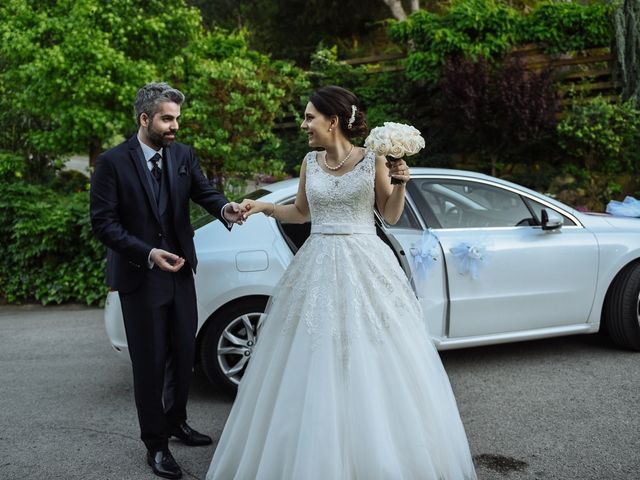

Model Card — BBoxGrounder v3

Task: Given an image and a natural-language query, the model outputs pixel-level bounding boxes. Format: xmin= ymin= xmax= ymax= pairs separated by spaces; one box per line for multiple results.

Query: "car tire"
xmin=604 ymin=262 xmax=640 ymax=351
xmin=199 ymin=297 xmax=268 ymax=394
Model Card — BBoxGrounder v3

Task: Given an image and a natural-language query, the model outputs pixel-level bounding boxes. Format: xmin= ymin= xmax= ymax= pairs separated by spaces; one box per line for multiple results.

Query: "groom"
xmin=90 ymin=82 xmax=244 ymax=479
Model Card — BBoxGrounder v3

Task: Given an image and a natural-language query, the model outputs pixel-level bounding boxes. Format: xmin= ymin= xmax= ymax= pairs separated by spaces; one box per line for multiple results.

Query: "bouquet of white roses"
xmin=364 ymin=122 xmax=425 ymax=184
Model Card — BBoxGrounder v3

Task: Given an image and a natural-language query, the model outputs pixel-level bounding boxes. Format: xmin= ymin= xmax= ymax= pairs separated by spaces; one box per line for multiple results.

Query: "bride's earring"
xmin=328 ymin=128 xmax=333 ymax=132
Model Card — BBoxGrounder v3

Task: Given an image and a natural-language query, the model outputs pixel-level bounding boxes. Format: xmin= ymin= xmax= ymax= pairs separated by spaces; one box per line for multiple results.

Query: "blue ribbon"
xmin=410 ymin=229 xmax=439 ymax=297
xmin=449 ymin=241 xmax=488 ymax=280
xmin=606 ymin=196 xmax=640 ymax=217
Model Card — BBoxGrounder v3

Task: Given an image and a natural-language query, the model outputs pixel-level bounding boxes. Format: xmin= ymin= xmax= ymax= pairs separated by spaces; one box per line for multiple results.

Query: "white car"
xmin=105 ymin=168 xmax=640 ymax=393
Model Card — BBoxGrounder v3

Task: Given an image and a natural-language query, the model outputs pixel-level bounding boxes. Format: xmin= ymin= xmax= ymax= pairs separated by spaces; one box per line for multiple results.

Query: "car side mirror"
xmin=541 ymin=209 xmax=563 ymax=231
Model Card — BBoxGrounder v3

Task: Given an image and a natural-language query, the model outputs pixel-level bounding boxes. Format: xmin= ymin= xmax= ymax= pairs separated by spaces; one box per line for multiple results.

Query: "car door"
xmin=377 ymin=198 xmax=450 ymax=338
xmin=407 ymin=175 xmax=599 ymax=338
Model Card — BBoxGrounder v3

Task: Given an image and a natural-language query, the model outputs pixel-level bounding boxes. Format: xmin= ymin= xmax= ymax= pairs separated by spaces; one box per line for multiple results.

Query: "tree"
xmin=382 ymin=0 xmax=421 ymax=21
xmin=0 ymin=0 xmax=307 ymax=188
xmin=614 ymin=0 xmax=640 ymax=108
xmin=170 ymin=30 xmax=309 ymax=193
xmin=0 ymin=0 xmax=201 ymax=170
xmin=190 ymin=0 xmax=392 ymax=64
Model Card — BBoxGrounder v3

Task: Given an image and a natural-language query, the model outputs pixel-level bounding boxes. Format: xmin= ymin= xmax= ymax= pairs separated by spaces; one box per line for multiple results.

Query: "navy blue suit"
xmin=90 ymin=135 xmax=230 ymax=452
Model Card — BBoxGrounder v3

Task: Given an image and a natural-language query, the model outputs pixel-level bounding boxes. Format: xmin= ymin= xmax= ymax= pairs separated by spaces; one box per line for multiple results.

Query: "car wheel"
xmin=604 ymin=263 xmax=640 ymax=351
xmin=200 ymin=297 xmax=268 ymax=394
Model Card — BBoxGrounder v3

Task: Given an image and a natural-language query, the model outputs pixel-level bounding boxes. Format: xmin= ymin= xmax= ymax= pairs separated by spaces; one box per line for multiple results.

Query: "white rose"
xmin=364 ymin=122 xmax=425 ymax=158
xmin=389 ymin=144 xmax=404 ymax=158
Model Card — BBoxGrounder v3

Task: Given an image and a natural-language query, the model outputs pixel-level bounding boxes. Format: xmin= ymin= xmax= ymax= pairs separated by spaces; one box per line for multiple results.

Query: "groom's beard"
xmin=147 ymin=121 xmax=176 ymax=149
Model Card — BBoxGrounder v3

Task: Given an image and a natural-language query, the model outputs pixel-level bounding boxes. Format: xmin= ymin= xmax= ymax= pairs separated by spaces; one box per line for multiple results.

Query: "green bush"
xmin=173 ymin=29 xmax=309 ymax=191
xmin=557 ymin=97 xmax=640 ymax=174
xmin=309 ymin=46 xmax=368 ymax=89
xmin=0 ymin=151 xmax=25 ymax=182
xmin=390 ymin=0 xmax=614 ymax=83
xmin=390 ymin=0 xmax=521 ymax=82
xmin=0 ymin=181 xmax=106 ymax=305
xmin=308 ymin=46 xmax=413 ymax=132
xmin=271 ymin=46 xmax=417 ymax=175
xmin=520 ymin=1 xmax=614 ymax=53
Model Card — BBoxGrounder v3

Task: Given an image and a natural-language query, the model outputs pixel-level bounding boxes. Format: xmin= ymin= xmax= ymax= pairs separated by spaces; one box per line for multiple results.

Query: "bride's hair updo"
xmin=309 ymin=86 xmax=368 ymax=139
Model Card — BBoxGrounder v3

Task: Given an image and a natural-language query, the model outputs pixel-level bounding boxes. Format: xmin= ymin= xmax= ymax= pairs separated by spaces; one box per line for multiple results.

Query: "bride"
xmin=206 ymin=86 xmax=477 ymax=479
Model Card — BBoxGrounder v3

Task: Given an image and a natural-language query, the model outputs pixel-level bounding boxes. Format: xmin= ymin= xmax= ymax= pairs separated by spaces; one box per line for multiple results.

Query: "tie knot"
xmin=150 ymin=153 xmax=162 ymax=166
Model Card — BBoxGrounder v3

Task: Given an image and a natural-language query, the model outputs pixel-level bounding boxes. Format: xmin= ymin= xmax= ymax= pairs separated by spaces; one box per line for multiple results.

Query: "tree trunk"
xmin=409 ymin=0 xmax=420 ymax=13
xmin=614 ymin=0 xmax=640 ymax=108
xmin=382 ymin=0 xmax=407 ymax=20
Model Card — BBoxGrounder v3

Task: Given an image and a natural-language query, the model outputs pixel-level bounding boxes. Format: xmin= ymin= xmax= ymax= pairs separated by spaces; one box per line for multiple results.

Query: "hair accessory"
xmin=347 ymin=105 xmax=357 ymax=129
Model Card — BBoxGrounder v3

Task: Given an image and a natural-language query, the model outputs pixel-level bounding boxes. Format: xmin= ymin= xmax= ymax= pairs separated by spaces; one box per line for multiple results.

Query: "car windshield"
xmin=191 ymin=188 xmax=272 ymax=230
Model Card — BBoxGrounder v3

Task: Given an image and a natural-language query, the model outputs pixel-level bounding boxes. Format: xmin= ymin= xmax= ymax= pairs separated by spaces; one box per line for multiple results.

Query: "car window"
xmin=379 ymin=203 xmax=421 ymax=230
xmin=523 ymin=197 xmax=577 ymax=226
xmin=410 ymin=178 xmax=535 ymax=229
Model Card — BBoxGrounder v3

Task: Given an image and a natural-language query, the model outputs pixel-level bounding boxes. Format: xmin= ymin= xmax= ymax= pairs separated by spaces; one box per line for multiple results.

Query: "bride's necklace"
xmin=324 ymin=144 xmax=354 ymax=171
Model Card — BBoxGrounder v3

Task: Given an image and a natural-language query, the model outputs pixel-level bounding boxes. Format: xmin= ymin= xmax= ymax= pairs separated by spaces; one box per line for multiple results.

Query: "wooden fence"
xmin=509 ymin=44 xmax=619 ymax=110
xmin=344 ymin=45 xmax=620 ymax=108
xmin=274 ymin=46 xmax=620 ymax=129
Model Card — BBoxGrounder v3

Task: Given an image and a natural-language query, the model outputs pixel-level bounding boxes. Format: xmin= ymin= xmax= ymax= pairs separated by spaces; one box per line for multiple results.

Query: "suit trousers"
xmin=119 ymin=265 xmax=198 ymax=453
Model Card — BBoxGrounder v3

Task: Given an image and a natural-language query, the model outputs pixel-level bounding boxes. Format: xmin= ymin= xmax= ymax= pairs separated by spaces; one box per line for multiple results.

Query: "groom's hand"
xmin=150 ymin=248 xmax=185 ymax=272
xmin=223 ymin=202 xmax=245 ymax=225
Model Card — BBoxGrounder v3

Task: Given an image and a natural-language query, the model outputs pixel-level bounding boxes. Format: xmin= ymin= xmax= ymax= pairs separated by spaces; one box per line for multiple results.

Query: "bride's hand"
xmin=239 ymin=199 xmax=274 ymax=220
xmin=387 ymin=158 xmax=410 ymax=184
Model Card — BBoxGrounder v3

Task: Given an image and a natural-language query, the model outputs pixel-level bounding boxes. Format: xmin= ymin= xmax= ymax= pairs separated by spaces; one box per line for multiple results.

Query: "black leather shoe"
xmin=169 ymin=421 xmax=213 ymax=446
xmin=146 ymin=449 xmax=182 ymax=479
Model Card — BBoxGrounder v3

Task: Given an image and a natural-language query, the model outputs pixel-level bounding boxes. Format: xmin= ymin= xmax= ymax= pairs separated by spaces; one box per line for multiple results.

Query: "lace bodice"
xmin=305 ymin=150 xmax=376 ymax=227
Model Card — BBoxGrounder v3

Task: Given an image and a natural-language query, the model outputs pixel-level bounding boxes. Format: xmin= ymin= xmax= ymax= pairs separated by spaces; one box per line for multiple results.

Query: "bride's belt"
xmin=310 ymin=224 xmax=376 ymax=235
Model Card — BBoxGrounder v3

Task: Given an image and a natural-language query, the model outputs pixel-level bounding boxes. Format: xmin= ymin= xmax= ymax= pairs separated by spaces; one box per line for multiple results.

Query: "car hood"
xmin=598 ymin=214 xmax=640 ymax=230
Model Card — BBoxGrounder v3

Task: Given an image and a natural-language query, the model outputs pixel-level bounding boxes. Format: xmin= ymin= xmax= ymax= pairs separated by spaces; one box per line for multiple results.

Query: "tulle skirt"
xmin=207 ymin=232 xmax=477 ymax=479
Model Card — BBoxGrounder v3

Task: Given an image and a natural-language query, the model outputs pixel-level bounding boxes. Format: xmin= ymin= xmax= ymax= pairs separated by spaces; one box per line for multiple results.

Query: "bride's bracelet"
xmin=265 ymin=202 xmax=276 ymax=218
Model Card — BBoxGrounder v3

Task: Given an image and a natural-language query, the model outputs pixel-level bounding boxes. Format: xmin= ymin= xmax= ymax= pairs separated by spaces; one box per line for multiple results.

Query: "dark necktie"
xmin=150 ymin=153 xmax=162 ymax=183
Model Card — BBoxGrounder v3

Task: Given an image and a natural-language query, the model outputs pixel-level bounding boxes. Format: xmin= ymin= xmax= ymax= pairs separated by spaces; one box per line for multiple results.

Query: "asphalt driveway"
xmin=1 ymin=305 xmax=638 ymax=479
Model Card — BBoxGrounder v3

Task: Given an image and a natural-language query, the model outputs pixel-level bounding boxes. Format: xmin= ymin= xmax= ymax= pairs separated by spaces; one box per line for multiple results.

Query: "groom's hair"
xmin=134 ymin=82 xmax=185 ymax=126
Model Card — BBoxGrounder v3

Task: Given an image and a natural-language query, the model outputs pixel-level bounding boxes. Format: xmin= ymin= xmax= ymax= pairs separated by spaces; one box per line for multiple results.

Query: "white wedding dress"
xmin=206 ymin=151 xmax=477 ymax=480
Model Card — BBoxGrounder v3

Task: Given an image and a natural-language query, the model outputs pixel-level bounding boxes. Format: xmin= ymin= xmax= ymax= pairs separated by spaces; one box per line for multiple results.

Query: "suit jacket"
xmin=90 ymin=135 xmax=230 ymax=293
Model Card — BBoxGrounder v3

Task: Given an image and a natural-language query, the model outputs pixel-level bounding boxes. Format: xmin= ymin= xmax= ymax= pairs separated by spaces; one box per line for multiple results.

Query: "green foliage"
xmin=172 ymin=29 xmax=309 ymax=190
xmin=0 ymin=0 xmax=203 ymax=165
xmin=520 ymin=1 xmax=615 ymax=53
xmin=0 ymin=181 xmax=106 ymax=305
xmin=0 ymin=0 xmax=309 ymax=189
xmin=614 ymin=0 xmax=640 ymax=108
xmin=263 ymin=45 xmax=417 ymax=174
xmin=557 ymin=97 xmax=640 ymax=174
xmin=390 ymin=0 xmax=521 ymax=82
xmin=0 ymin=151 xmax=25 ymax=182
xmin=357 ymin=71 xmax=413 ymax=133
xmin=390 ymin=0 xmax=614 ymax=83
xmin=309 ymin=46 xmax=411 ymax=131
xmin=190 ymin=0 xmax=391 ymax=64
xmin=309 ymin=46 xmax=368 ymax=90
